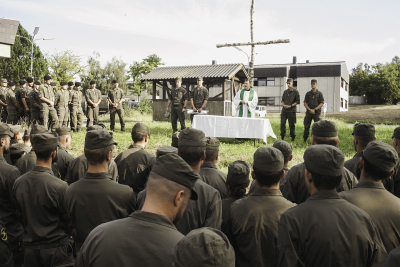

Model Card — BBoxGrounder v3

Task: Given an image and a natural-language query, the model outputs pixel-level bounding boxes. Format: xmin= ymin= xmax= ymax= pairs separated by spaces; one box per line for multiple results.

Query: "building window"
xmin=341 ymin=98 xmax=344 ymax=108
xmin=258 ymin=79 xmax=266 ymax=86
xmin=259 ymin=97 xmax=276 ymax=106
xmin=345 ymin=100 xmax=348 ymax=109
xmin=345 ymin=82 xmax=348 ymax=92
xmin=341 ymin=78 xmax=344 ymax=88
xmin=267 ymin=77 xmax=275 ymax=86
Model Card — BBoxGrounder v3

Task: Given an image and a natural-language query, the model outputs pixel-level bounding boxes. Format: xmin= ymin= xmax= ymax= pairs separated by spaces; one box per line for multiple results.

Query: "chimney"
xmin=293 ymin=56 xmax=297 ymax=64
xmin=306 ymin=60 xmax=310 ymax=63
xmin=212 ymin=60 xmax=217 ymax=65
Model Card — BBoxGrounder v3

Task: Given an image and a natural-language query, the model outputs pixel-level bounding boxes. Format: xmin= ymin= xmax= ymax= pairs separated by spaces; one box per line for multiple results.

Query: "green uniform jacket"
xmin=21 ymin=86 xmax=32 ymax=107
xmin=191 ymin=86 xmax=209 ymax=109
xmin=15 ymin=150 xmax=59 ymax=177
xmin=85 ymin=88 xmax=101 ymax=108
xmin=38 ymin=84 xmax=55 ymax=102
xmin=281 ymin=88 xmax=300 ymax=112
xmin=385 ymin=247 xmax=400 ymax=267
xmin=54 ymin=146 xmax=74 ymax=181
xmin=5 ymin=89 xmax=17 ymax=110
xmin=199 ymin=163 xmax=228 ymax=199
xmin=108 ymin=88 xmax=125 ymax=109
xmin=169 ymin=87 xmax=188 ymax=108
xmin=54 ymin=89 xmax=69 ymax=109
xmin=0 ymin=218 xmax=14 ymax=266
xmin=15 ymin=88 xmax=24 ymax=108
xmin=29 ymin=89 xmax=41 ymax=110
xmin=70 ymin=90 xmax=83 ymax=106
xmin=0 ymin=87 xmax=6 ymax=104
xmin=303 ymin=90 xmax=324 ymax=113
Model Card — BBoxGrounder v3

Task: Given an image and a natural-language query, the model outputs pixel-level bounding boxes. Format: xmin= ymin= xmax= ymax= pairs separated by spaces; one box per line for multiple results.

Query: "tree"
xmin=0 ymin=24 xmax=48 ymax=81
xmin=47 ymin=50 xmax=82 ymax=84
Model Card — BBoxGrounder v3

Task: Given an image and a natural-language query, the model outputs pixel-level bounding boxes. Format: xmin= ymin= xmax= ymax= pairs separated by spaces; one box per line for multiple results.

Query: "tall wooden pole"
xmin=250 ymin=0 xmax=255 ymax=86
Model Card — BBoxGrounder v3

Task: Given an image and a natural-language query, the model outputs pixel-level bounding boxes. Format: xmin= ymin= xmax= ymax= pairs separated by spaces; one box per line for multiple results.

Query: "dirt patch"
xmin=326 ymin=105 xmax=400 ymax=124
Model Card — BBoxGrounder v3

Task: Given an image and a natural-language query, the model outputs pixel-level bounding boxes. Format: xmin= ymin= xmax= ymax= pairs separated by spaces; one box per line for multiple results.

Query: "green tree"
xmin=47 ymin=50 xmax=82 ymax=84
xmin=0 ymin=24 xmax=48 ymax=81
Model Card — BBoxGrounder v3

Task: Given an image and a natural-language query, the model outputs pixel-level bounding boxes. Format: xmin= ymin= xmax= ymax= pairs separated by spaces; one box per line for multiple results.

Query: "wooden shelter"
xmin=141 ymin=63 xmax=250 ymax=121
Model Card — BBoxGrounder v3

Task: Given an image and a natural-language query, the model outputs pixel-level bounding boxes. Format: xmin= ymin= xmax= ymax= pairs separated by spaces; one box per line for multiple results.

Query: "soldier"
xmin=10 ymin=143 xmax=30 ymax=166
xmin=0 ymin=78 xmax=8 ymax=122
xmin=189 ymin=77 xmax=209 ymax=123
xmin=280 ymin=120 xmax=358 ymax=204
xmin=10 ymin=125 xmax=24 ymax=145
xmin=303 ymin=79 xmax=324 ymax=142
xmin=38 ymin=75 xmax=59 ymax=131
xmin=115 ymin=123 xmax=156 ymax=195
xmin=173 ymin=228 xmax=235 ymax=267
xmin=29 ymin=81 xmax=42 ymax=126
xmin=0 ymin=124 xmax=24 ymax=266
xmin=171 ymin=131 xmax=179 ymax=148
xmin=54 ymin=82 xmax=70 ymax=127
xmin=0 ymin=218 xmax=14 ymax=266
xmin=50 ymin=82 xmax=56 ymax=91
xmin=67 ymin=82 xmax=74 ymax=127
xmin=75 ymin=153 xmax=198 ymax=267
xmin=108 ymin=80 xmax=125 ymax=131
xmin=230 ymin=147 xmax=296 ymax=267
xmin=13 ymin=134 xmax=74 ymax=266
xmin=69 ymin=82 xmax=84 ymax=132
xmin=199 ymin=137 xmax=228 ymax=199
xmin=21 ymin=77 xmax=33 ymax=126
xmin=66 ymin=130 xmax=136 ymax=254
xmin=385 ymin=247 xmax=400 ymax=267
xmin=6 ymin=82 xmax=23 ymax=125
xmin=276 ymin=145 xmax=387 ymax=267
xmin=16 ymin=80 xmax=26 ymax=121
xmin=166 ymin=77 xmax=188 ymax=133
xmin=54 ymin=127 xmax=74 ymax=181
xmin=280 ymin=78 xmax=300 ymax=141
xmin=340 ymin=141 xmax=400 ymax=253
xmin=392 ymin=127 xmax=400 ymax=197
xmin=85 ymin=81 xmax=101 ymax=127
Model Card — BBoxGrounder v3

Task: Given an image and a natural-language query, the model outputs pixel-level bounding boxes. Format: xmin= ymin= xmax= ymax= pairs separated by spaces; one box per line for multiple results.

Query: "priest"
xmin=234 ymin=80 xmax=258 ymax=118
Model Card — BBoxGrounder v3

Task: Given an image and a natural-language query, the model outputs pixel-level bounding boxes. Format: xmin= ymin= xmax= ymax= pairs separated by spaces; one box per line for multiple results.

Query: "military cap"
xmin=0 ymin=124 xmax=14 ymax=138
xmin=254 ymin=147 xmax=284 ymax=172
xmin=85 ymin=130 xmax=117 ymax=150
xmin=206 ymin=137 xmax=220 ymax=151
xmin=112 ymin=79 xmax=118 ymax=84
xmin=30 ymin=124 xmax=48 ymax=134
xmin=175 ymin=77 xmax=182 ymax=82
xmin=55 ymin=126 xmax=71 ymax=136
xmin=303 ymin=144 xmax=344 ymax=177
xmin=10 ymin=143 xmax=30 ymax=155
xmin=352 ymin=123 xmax=375 ymax=137
xmin=197 ymin=77 xmax=203 ymax=81
xmin=34 ymin=81 xmax=41 ymax=85
xmin=75 ymin=82 xmax=81 ymax=87
xmin=131 ymin=123 xmax=150 ymax=135
xmin=68 ymin=82 xmax=74 ymax=86
xmin=1 ymin=78 xmax=7 ymax=83
xmin=363 ymin=141 xmax=398 ymax=173
xmin=26 ymin=77 xmax=34 ymax=83
xmin=10 ymin=125 xmax=23 ymax=135
xmin=50 ymin=82 xmax=56 ymax=86
xmin=312 ymin=120 xmax=338 ymax=137
xmin=87 ymin=124 xmax=106 ymax=131
xmin=89 ymin=80 xmax=96 ymax=85
xmin=44 ymin=75 xmax=52 ymax=80
xmin=156 ymin=146 xmax=178 ymax=158
xmin=227 ymin=160 xmax=250 ymax=185
xmin=179 ymin=128 xmax=206 ymax=147
xmin=286 ymin=78 xmax=293 ymax=83
xmin=60 ymin=82 xmax=68 ymax=86
xmin=19 ymin=80 xmax=26 ymax=85
xmin=32 ymin=133 xmax=58 ymax=150
xmin=152 ymin=153 xmax=199 ymax=200
xmin=393 ymin=127 xmax=400 ymax=140
xmin=171 ymin=131 xmax=180 ymax=148
xmin=311 ymin=79 xmax=317 ymax=84
xmin=273 ymin=140 xmax=293 ymax=161
xmin=173 ymin=228 xmax=235 ymax=267
xmin=8 ymin=82 xmax=15 ymax=87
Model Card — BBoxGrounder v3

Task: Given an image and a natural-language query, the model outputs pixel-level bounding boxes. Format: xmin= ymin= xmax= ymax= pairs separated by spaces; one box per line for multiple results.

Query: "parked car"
xmin=255 ymin=105 xmax=267 ymax=117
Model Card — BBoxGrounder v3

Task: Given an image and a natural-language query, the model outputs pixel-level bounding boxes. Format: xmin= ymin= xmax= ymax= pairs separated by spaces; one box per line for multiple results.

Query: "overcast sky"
xmin=2 ymin=0 xmax=399 ymax=71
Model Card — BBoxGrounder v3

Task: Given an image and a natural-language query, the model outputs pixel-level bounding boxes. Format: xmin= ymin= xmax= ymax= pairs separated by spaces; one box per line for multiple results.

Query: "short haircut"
xmin=205 ymin=150 xmax=218 ymax=162
xmin=227 ymin=182 xmax=249 ymax=198
xmin=11 ymin=151 xmax=25 ymax=165
xmin=312 ymin=135 xmax=340 ymax=147
xmin=253 ymin=167 xmax=283 ymax=188
xmin=362 ymin=156 xmax=392 ymax=181
xmin=58 ymin=135 xmax=69 ymax=143
xmin=23 ymin=133 xmax=30 ymax=142
xmin=84 ymin=145 xmax=113 ymax=166
xmin=35 ymin=146 xmax=58 ymax=161
xmin=131 ymin=132 xmax=147 ymax=143
xmin=146 ymin=172 xmax=190 ymax=201
xmin=178 ymin=146 xmax=205 ymax=167
xmin=0 ymin=134 xmax=8 ymax=141
xmin=355 ymin=135 xmax=375 ymax=149
xmin=309 ymin=171 xmax=342 ymax=191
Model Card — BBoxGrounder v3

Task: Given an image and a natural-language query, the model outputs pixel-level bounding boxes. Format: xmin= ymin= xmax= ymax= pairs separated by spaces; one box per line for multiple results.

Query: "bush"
xmin=134 ymin=98 xmax=153 ymax=115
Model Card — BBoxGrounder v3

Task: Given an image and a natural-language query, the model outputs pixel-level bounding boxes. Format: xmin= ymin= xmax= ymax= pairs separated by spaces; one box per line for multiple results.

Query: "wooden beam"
xmin=216 ymin=39 xmax=290 ymax=48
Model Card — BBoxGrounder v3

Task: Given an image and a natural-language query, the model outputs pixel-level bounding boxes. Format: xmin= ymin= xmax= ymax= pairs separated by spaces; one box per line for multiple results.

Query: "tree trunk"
xmin=250 ymin=0 xmax=255 ymax=87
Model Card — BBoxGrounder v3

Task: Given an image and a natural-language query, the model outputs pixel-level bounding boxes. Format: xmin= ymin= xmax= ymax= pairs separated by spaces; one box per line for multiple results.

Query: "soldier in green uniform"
xmin=67 ymin=82 xmax=74 ymax=127
xmin=340 ymin=141 xmax=400 ymax=254
xmin=66 ymin=130 xmax=136 ymax=254
xmin=85 ymin=81 xmax=101 ymax=127
xmin=29 ymin=81 xmax=42 ymax=126
xmin=230 ymin=147 xmax=296 ymax=267
xmin=54 ymin=126 xmax=74 ymax=181
xmin=276 ymin=145 xmax=387 ymax=267
xmin=0 ymin=218 xmax=14 ymax=267
xmin=55 ymin=82 xmax=70 ymax=127
xmin=173 ymin=228 xmax=235 ymax=267
xmin=75 ymin=153 xmax=198 ymax=267
xmin=38 ymin=75 xmax=59 ymax=131
xmin=0 ymin=124 xmax=24 ymax=266
xmin=5 ymin=82 xmax=23 ymax=125
xmin=13 ymin=133 xmax=74 ymax=267
xmin=280 ymin=78 xmax=300 ymax=141
xmin=0 ymin=78 xmax=8 ymax=123
xmin=21 ymin=77 xmax=33 ymax=126
xmin=199 ymin=137 xmax=228 ymax=199
xmin=391 ymin=127 xmax=400 ymax=197
xmin=107 ymin=80 xmax=125 ymax=131
xmin=303 ymin=79 xmax=324 ymax=142
xmin=10 ymin=143 xmax=31 ymax=166
xmin=15 ymin=81 xmax=26 ymax=122
xmin=69 ymin=82 xmax=84 ymax=132
xmin=115 ymin=123 xmax=156 ymax=195
xmin=189 ymin=77 xmax=209 ymax=123
xmin=166 ymin=77 xmax=188 ymax=132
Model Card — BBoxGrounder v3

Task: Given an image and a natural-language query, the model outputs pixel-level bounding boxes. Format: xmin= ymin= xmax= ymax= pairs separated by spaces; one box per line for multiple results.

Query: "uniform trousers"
xmin=171 ymin=106 xmax=185 ymax=132
xmin=280 ymin=112 xmax=297 ymax=138
xmin=86 ymin=106 xmax=99 ymax=127
xmin=303 ymin=111 xmax=321 ymax=140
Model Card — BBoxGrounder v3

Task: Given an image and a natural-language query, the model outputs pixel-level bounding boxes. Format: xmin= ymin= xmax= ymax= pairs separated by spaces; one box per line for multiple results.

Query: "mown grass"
xmin=69 ymin=110 xmax=398 ymax=174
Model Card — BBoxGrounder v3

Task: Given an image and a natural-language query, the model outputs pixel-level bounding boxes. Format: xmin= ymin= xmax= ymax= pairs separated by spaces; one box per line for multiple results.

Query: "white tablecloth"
xmin=192 ymin=115 xmax=277 ymax=144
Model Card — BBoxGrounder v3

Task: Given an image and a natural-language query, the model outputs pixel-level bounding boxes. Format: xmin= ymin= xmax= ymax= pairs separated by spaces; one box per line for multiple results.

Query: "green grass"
xmin=69 ymin=111 xmax=397 ymax=174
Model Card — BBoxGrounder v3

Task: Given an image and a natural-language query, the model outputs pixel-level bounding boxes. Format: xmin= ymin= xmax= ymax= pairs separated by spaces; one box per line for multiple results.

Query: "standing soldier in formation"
xmin=85 ymin=81 xmax=101 ymax=127
xmin=280 ymin=78 xmax=300 ymax=141
xmin=0 ymin=78 xmax=8 ymax=122
xmin=16 ymin=80 xmax=26 ymax=121
xmin=166 ymin=77 xmax=188 ymax=133
xmin=189 ymin=77 xmax=208 ymax=123
xmin=38 ymin=75 xmax=59 ymax=131
xmin=55 ymin=82 xmax=70 ymax=127
xmin=67 ymin=82 xmax=74 ymax=127
xmin=69 ymin=82 xmax=84 ymax=132
xmin=303 ymin=79 xmax=324 ymax=142
xmin=29 ymin=81 xmax=42 ymax=125
xmin=6 ymin=82 xmax=23 ymax=125
xmin=21 ymin=77 xmax=33 ymax=126
xmin=108 ymin=80 xmax=125 ymax=132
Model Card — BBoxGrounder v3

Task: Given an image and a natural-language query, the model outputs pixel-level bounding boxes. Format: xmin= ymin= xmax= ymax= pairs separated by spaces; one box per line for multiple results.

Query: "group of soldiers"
xmin=1 ymin=116 xmax=400 ymax=267
xmin=0 ymin=76 xmax=126 ymax=133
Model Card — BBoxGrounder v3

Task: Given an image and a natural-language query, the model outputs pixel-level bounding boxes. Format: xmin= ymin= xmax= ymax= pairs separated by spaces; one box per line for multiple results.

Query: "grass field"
xmin=69 ymin=109 xmax=398 ymax=173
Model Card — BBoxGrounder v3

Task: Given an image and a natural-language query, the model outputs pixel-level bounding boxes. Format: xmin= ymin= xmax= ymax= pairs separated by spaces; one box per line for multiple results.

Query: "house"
xmin=0 ymin=18 xmax=19 ymax=58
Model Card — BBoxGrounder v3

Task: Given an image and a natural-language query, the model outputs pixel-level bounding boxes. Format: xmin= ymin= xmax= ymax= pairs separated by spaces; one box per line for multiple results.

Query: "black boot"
xmin=291 ymin=136 xmax=295 ymax=141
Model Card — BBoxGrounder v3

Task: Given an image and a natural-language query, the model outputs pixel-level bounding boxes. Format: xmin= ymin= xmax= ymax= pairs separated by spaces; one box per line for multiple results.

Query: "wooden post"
xmin=152 ymin=81 xmax=156 ymax=101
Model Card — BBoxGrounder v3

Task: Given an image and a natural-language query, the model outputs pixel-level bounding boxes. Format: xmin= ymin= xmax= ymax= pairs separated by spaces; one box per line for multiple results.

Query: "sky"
xmin=2 ymin=0 xmax=399 ymax=72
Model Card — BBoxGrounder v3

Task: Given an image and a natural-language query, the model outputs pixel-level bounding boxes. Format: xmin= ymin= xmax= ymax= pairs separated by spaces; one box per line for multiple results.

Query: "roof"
xmin=141 ymin=63 xmax=249 ymax=81
xmin=253 ymin=61 xmax=346 ymax=68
